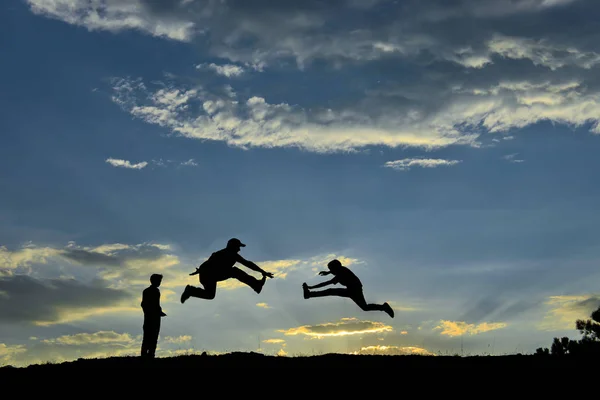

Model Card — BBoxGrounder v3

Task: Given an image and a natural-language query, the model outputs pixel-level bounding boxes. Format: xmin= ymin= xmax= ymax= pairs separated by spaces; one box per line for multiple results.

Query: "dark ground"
xmin=0 ymin=351 xmax=589 ymax=370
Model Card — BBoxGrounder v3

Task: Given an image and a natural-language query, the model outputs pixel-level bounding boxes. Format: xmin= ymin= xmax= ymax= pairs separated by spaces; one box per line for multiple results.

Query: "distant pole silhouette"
xmin=140 ymin=273 xmax=167 ymax=358
xmin=302 ymin=259 xmax=394 ymax=318
xmin=180 ymin=238 xmax=274 ymax=304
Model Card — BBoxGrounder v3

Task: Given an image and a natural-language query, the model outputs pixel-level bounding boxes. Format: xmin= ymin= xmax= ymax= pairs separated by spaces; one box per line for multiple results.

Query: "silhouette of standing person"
xmin=141 ymin=273 xmax=167 ymax=358
xmin=302 ymin=259 xmax=394 ymax=318
xmin=180 ymin=238 xmax=274 ymax=304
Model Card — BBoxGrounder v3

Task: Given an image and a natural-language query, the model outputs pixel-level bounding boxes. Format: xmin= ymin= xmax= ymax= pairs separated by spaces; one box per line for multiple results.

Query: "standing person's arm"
xmin=158 ymin=291 xmax=166 ymax=316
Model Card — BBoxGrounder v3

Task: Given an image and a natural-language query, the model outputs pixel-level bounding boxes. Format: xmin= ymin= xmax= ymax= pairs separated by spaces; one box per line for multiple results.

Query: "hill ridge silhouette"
xmin=0 ymin=351 xmax=588 ymax=370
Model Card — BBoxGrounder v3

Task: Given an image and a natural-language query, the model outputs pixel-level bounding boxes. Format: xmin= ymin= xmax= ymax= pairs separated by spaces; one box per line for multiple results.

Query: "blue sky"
xmin=2 ymin=0 xmax=600 ymax=366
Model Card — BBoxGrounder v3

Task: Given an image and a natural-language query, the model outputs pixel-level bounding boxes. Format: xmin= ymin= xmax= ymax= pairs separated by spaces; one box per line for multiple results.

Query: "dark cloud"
xmin=183 ymin=0 xmax=600 ymax=68
xmin=61 ymin=249 xmax=121 ymax=267
xmin=60 ymin=243 xmax=170 ymax=268
xmin=570 ymin=296 xmax=600 ymax=315
xmin=0 ymin=275 xmax=131 ymax=324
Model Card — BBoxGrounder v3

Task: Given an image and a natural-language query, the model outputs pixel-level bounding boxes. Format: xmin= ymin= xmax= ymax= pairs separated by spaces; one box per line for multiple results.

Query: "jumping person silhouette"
xmin=141 ymin=273 xmax=167 ymax=358
xmin=302 ymin=259 xmax=394 ymax=318
xmin=180 ymin=238 xmax=274 ymax=303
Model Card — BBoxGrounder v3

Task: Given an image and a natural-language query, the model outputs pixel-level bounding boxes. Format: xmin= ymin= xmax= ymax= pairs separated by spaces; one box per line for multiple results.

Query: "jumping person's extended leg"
xmin=180 ymin=277 xmax=217 ymax=303
xmin=303 ymin=286 xmax=353 ymax=299
xmin=230 ymin=267 xmax=266 ymax=294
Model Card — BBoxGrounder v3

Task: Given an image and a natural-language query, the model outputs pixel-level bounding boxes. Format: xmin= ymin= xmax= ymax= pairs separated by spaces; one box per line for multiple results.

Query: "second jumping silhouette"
xmin=302 ymin=259 xmax=394 ymax=318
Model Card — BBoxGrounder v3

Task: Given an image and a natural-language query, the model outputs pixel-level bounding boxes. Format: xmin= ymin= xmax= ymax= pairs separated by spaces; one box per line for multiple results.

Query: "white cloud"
xmin=0 ymin=241 xmax=178 ymax=284
xmin=197 ymin=63 xmax=245 ymax=77
xmin=351 ymin=345 xmax=436 ymax=356
xmin=538 ymin=295 xmax=600 ymax=330
xmin=164 ymin=335 xmax=192 ymax=344
xmin=41 ymin=331 xmax=135 ymax=345
xmin=180 ymin=159 xmax=198 ymax=167
xmin=487 ymin=35 xmax=600 ymax=71
xmin=105 ymin=158 xmax=148 ymax=169
xmin=26 ymin=0 xmax=196 ymax=41
xmin=434 ymin=320 xmax=508 ymax=336
xmin=0 ymin=343 xmax=27 ymax=366
xmin=279 ymin=318 xmax=393 ymax=338
xmin=503 ymin=153 xmax=525 ymax=163
xmin=109 ymin=60 xmax=600 ymax=153
xmin=0 ymin=244 xmax=62 ymax=272
xmin=383 ymin=158 xmax=462 ymax=171
xmin=111 ymin=78 xmax=478 ymax=153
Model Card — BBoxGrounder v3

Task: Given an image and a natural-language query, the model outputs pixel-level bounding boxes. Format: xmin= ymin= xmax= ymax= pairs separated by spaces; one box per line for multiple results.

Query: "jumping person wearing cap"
xmin=302 ymin=259 xmax=394 ymax=318
xmin=180 ymin=238 xmax=274 ymax=304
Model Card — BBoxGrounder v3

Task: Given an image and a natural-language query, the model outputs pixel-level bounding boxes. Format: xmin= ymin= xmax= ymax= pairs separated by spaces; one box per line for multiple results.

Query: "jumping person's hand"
xmin=262 ymin=271 xmax=274 ymax=278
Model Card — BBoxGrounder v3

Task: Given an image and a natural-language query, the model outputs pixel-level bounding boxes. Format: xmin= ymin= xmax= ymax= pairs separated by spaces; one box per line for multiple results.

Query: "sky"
xmin=2 ymin=0 xmax=600 ymax=367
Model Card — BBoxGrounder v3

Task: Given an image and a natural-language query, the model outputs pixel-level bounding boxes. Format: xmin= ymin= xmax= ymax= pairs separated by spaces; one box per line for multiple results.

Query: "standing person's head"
xmin=226 ymin=238 xmax=246 ymax=253
xmin=150 ymin=274 xmax=163 ymax=287
xmin=327 ymin=259 xmax=343 ymax=274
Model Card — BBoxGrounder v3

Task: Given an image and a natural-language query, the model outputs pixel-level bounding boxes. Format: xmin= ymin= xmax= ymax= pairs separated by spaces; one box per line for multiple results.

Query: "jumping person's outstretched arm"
xmin=236 ymin=254 xmax=274 ymax=278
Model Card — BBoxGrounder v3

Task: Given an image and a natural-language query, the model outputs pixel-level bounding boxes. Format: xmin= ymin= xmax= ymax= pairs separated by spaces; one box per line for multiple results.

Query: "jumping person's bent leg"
xmin=230 ymin=267 xmax=266 ymax=294
xmin=349 ymin=289 xmax=382 ymax=311
xmin=180 ymin=278 xmax=217 ymax=303
xmin=350 ymin=289 xmax=394 ymax=318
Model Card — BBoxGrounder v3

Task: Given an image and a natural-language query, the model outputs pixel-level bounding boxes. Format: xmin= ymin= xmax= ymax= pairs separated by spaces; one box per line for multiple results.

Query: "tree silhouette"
xmin=575 ymin=307 xmax=600 ymax=342
xmin=571 ymin=305 xmax=600 ymax=355
xmin=536 ymin=304 xmax=600 ymax=356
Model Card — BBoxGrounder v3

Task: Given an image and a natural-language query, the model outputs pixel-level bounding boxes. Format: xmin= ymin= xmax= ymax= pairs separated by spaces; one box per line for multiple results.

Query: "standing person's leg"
xmin=141 ymin=316 xmax=150 ymax=357
xmin=181 ymin=275 xmax=218 ymax=303
xmin=147 ymin=318 xmax=161 ymax=358
xmin=230 ymin=267 xmax=266 ymax=293
xmin=142 ymin=316 xmax=160 ymax=357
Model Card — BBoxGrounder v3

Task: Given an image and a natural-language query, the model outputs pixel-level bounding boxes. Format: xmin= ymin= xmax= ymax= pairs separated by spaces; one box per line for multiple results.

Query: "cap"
xmin=227 ymin=238 xmax=246 ymax=247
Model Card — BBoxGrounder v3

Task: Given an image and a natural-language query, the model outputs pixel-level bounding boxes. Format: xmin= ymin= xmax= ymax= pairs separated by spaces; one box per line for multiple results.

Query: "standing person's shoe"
xmin=180 ymin=285 xmax=191 ymax=304
xmin=302 ymin=283 xmax=310 ymax=299
xmin=383 ymin=302 xmax=394 ymax=318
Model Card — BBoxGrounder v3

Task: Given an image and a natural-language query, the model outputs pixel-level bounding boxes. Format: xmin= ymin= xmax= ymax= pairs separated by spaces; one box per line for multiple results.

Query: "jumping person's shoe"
xmin=382 ymin=302 xmax=394 ymax=318
xmin=254 ymin=275 xmax=267 ymax=294
xmin=302 ymin=283 xmax=310 ymax=299
xmin=180 ymin=285 xmax=191 ymax=304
